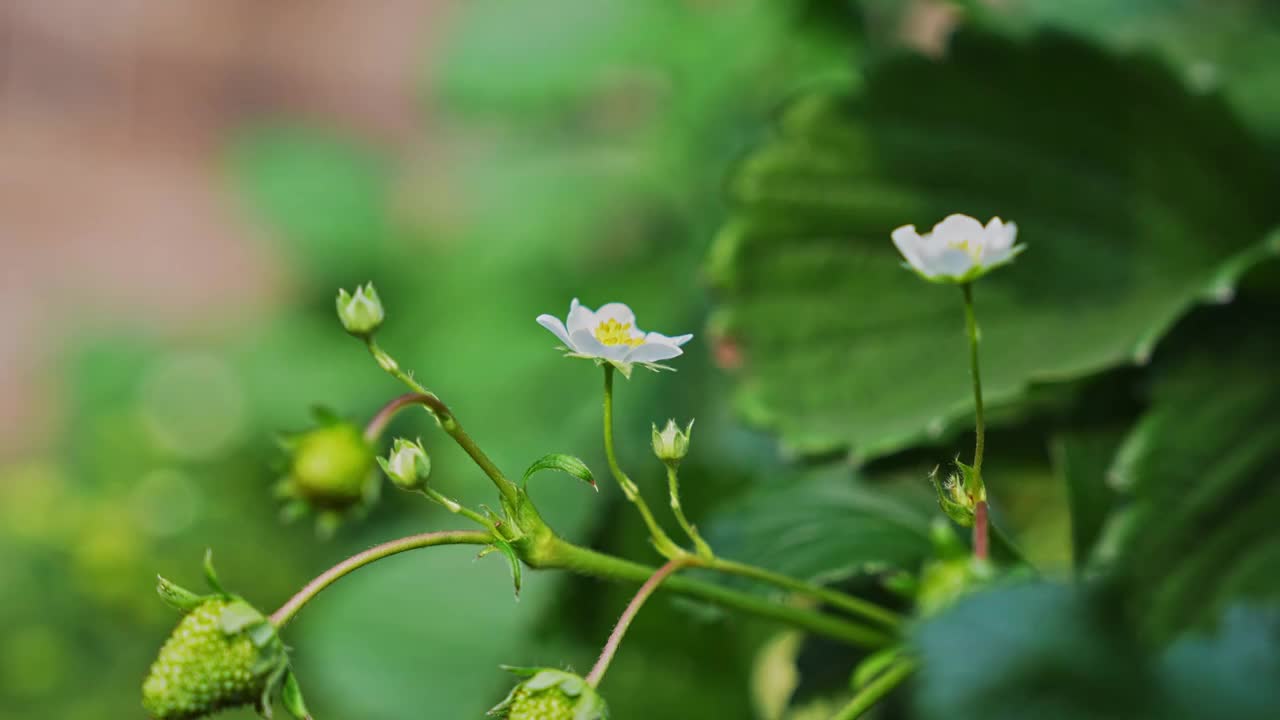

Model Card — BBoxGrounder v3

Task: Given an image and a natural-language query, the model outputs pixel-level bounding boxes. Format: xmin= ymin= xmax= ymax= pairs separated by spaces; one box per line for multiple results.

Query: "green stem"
xmin=602 ymin=365 xmax=682 ymax=558
xmin=831 ymin=660 xmax=916 ymax=720
xmin=542 ymin=536 xmax=893 ymax=648
xmin=666 ymin=466 xmax=713 ymax=559
xmin=423 ymin=487 xmax=501 ymax=535
xmin=705 ymin=557 xmax=901 ymax=629
xmin=585 ymin=558 xmax=686 ymax=688
xmin=268 ymin=530 xmax=493 ymax=628
xmin=363 ymin=341 xmax=521 ymax=508
xmin=961 ymin=283 xmax=989 ymax=560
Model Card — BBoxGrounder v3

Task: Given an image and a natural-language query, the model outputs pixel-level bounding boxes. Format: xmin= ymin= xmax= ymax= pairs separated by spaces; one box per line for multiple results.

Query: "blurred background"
xmin=2 ymin=1 xmax=1279 ymax=719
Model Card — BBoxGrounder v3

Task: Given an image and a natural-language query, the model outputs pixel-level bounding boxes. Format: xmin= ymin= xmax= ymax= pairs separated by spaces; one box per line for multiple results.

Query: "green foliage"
xmin=913 ymin=583 xmax=1280 ymax=720
xmin=1107 ymin=307 xmax=1280 ymax=639
xmin=705 ymin=470 xmax=934 ymax=584
xmin=709 ymin=29 xmax=1280 ymax=459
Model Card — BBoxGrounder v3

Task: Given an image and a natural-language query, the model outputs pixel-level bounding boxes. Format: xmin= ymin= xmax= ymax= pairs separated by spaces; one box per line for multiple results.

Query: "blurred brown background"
xmin=0 ymin=0 xmax=448 ymax=456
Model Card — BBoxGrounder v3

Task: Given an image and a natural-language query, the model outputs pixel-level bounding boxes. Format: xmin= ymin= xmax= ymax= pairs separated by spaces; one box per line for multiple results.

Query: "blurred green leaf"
xmin=914 ymin=582 xmax=1280 ymax=720
xmin=708 ymin=30 xmax=1280 ymax=460
xmin=1108 ymin=307 xmax=1280 ymax=639
xmin=705 ymin=470 xmax=934 ymax=584
xmin=229 ymin=127 xmax=391 ymax=275
xmin=1050 ymin=427 xmax=1125 ymax=573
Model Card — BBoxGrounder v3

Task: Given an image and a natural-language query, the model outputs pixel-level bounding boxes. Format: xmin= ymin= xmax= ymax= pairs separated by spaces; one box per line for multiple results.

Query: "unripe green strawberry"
xmin=143 ymin=598 xmax=275 ymax=719
xmin=506 ymin=684 xmax=577 ymax=720
xmin=287 ymin=423 xmax=375 ymax=509
xmin=489 ymin=668 xmax=607 ymax=720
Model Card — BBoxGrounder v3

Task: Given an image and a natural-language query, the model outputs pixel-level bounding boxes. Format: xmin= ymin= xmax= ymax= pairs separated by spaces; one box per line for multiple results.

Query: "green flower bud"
xmin=377 ymin=437 xmax=431 ymax=491
xmin=651 ymin=418 xmax=694 ymax=466
xmin=335 ymin=283 xmax=384 ymax=337
xmin=281 ymin=420 xmax=376 ymax=511
xmin=489 ymin=669 xmax=607 ymax=720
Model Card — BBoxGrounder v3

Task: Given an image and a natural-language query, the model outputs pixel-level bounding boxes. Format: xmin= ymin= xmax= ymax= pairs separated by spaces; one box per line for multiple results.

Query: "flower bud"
xmin=378 ymin=437 xmax=431 ymax=491
xmin=489 ymin=668 xmax=607 ymax=720
xmin=651 ymin=418 xmax=694 ymax=466
xmin=335 ymin=283 xmax=384 ymax=337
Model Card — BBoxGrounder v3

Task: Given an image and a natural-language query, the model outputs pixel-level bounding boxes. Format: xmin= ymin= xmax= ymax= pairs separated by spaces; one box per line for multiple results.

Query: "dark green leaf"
xmin=709 ymin=30 xmax=1280 ymax=460
xmin=1108 ymin=310 xmax=1280 ymax=639
xmin=1050 ymin=427 xmax=1126 ymax=573
xmin=523 ymin=453 xmax=597 ymax=491
xmin=705 ymin=470 xmax=934 ymax=584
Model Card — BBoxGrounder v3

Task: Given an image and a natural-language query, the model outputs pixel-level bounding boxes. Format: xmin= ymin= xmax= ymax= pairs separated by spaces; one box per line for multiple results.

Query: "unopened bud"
xmin=378 ymin=437 xmax=431 ymax=491
xmin=651 ymin=418 xmax=694 ymax=466
xmin=335 ymin=283 xmax=384 ymax=337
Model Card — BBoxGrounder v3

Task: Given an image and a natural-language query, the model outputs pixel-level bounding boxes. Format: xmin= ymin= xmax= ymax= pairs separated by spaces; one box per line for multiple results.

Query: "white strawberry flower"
xmin=891 ymin=214 xmax=1023 ymax=283
xmin=537 ymin=299 xmax=693 ymax=377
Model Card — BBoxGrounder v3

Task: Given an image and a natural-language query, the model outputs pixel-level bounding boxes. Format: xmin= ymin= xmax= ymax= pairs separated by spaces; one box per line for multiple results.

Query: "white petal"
xmin=891 ymin=225 xmax=927 ymax=271
xmin=928 ymin=246 xmax=978 ymax=278
xmin=625 ymin=342 xmax=684 ymax=363
xmin=536 ymin=314 xmax=575 ymax=350
xmin=643 ymin=331 xmax=694 ymax=347
xmin=982 ymin=217 xmax=1010 ymax=251
xmin=593 ymin=302 xmax=637 ymax=328
xmin=567 ymin=298 xmax=595 ymax=335
xmin=569 ymin=329 xmax=608 ymax=359
xmin=982 ymin=245 xmax=1017 ymax=267
xmin=930 ymin=214 xmax=985 ymax=245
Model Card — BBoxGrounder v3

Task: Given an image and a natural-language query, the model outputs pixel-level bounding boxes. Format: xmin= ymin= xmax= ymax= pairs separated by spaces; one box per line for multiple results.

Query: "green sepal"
xmin=309 ymin=405 xmax=341 ymax=426
xmin=955 ymin=459 xmax=985 ymax=500
xmin=156 ymin=575 xmax=206 ymax=613
xmin=852 ymin=645 xmax=906 ymax=689
xmin=281 ymin=671 xmax=312 ymax=720
xmin=929 ymin=469 xmax=975 ymax=528
xmin=523 ymin=453 xmax=597 ymax=491
xmin=257 ymin=662 xmax=289 ymax=719
xmin=204 ymin=549 xmax=229 ymax=597
xmin=220 ymin=599 xmax=268 ymax=635
xmin=487 ymin=540 xmax=523 ymax=599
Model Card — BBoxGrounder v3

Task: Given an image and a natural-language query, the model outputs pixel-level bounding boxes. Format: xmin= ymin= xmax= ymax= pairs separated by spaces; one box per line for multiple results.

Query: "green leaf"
xmin=704 ymin=470 xmax=934 ymax=584
xmin=914 ymin=582 xmax=1280 ymax=720
xmin=281 ymin=671 xmax=313 ymax=720
xmin=1050 ymin=427 xmax=1126 ymax=573
xmin=155 ymin=575 xmax=205 ymax=613
xmin=709 ymin=29 xmax=1280 ymax=460
xmin=523 ymin=453 xmax=597 ymax=491
xmin=1107 ymin=309 xmax=1280 ymax=640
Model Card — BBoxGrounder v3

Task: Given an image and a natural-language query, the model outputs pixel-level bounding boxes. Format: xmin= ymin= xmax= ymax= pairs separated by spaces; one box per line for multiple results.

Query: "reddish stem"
xmin=585 ymin=558 xmax=685 ymax=688
xmin=973 ymin=501 xmax=989 ymax=560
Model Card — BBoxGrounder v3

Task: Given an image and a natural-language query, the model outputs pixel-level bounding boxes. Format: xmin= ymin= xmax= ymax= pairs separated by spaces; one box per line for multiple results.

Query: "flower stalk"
xmin=602 ymin=365 xmax=684 ymax=558
xmin=585 ymin=558 xmax=687 ymax=688
xmin=666 ymin=465 xmax=713 ymax=559
xmin=268 ymin=529 xmax=494 ymax=628
xmin=961 ymin=283 xmax=989 ymax=560
xmin=831 ymin=659 xmax=917 ymax=720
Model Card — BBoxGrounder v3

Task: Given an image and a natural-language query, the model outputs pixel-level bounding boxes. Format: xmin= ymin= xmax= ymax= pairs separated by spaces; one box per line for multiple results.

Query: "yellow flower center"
xmin=595 ymin=319 xmax=643 ymax=347
xmin=947 ymin=236 xmax=983 ymax=260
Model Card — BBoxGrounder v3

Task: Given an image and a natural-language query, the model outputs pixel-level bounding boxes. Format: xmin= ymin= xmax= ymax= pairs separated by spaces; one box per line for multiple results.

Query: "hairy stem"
xmin=832 ymin=660 xmax=917 ymax=720
xmin=961 ymin=283 xmax=989 ymax=560
xmin=543 ymin=536 xmax=893 ymax=647
xmin=268 ymin=530 xmax=493 ymax=628
xmin=705 ymin=557 xmax=901 ymax=629
xmin=363 ymin=342 xmax=521 ymax=508
xmin=585 ymin=558 xmax=686 ymax=688
xmin=666 ymin=466 xmax=713 ymax=559
xmin=602 ymin=365 xmax=682 ymax=557
xmin=363 ymin=392 xmax=428 ymax=443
